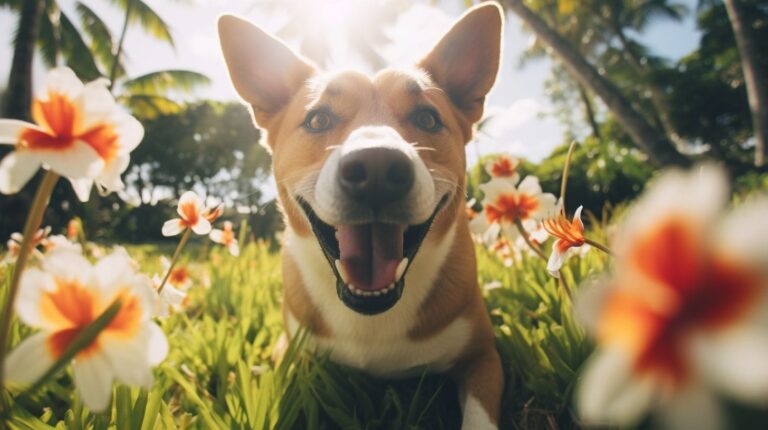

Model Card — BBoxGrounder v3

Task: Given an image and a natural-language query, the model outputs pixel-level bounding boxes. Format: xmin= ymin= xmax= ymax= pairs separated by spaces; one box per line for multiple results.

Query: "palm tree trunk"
xmin=502 ymin=0 xmax=690 ymax=167
xmin=4 ymin=0 xmax=43 ymax=120
xmin=723 ymin=0 xmax=768 ymax=167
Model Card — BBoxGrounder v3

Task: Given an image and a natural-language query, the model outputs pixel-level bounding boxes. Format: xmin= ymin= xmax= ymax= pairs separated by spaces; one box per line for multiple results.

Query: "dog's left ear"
xmin=418 ymin=2 xmax=503 ymax=123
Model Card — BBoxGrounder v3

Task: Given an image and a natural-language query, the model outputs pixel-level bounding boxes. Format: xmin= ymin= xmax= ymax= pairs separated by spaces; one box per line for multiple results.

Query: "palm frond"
xmin=119 ymin=93 xmax=183 ymax=119
xmin=76 ymin=1 xmax=125 ymax=79
xmin=59 ymin=9 xmax=102 ymax=81
xmin=108 ymin=0 xmax=174 ymax=47
xmin=37 ymin=5 xmax=59 ymax=67
xmin=121 ymin=70 xmax=210 ymax=96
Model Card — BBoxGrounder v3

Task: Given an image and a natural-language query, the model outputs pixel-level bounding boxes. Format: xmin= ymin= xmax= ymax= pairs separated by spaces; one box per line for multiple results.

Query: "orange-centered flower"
xmin=470 ymin=176 xmax=556 ymax=244
xmin=485 ymin=153 xmax=520 ymax=182
xmin=543 ymin=206 xmax=586 ymax=276
xmin=210 ymin=221 xmax=240 ymax=256
xmin=5 ymin=248 xmax=167 ymax=412
xmin=162 ymin=191 xmax=213 ymax=236
xmin=576 ymin=165 xmax=768 ymax=430
xmin=0 ymin=68 xmax=143 ymax=201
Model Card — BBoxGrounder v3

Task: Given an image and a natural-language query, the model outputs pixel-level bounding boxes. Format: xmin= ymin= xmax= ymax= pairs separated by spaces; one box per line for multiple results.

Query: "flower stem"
xmin=157 ymin=228 xmax=192 ymax=294
xmin=585 ymin=237 xmax=612 ymax=255
xmin=19 ymin=299 xmax=122 ymax=400
xmin=559 ymin=140 xmax=578 ymax=211
xmin=0 ymin=170 xmax=58 ymax=406
xmin=514 ymin=219 xmax=547 ymax=260
xmin=514 ymin=219 xmax=573 ymax=300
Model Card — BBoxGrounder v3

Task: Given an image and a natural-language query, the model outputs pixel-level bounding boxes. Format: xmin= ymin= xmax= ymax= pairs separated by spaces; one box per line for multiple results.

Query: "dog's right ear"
xmin=218 ymin=15 xmax=314 ymax=126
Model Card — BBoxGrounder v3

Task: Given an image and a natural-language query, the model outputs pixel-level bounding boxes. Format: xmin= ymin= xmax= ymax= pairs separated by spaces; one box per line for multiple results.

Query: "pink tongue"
xmin=336 ymin=223 xmax=404 ymax=291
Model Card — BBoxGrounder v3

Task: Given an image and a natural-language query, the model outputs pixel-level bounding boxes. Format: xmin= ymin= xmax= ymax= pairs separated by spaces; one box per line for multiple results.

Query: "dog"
xmin=218 ymin=3 xmax=504 ymax=428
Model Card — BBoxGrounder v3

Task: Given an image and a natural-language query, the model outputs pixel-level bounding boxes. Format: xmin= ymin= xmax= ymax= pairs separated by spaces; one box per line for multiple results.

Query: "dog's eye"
xmin=411 ymin=108 xmax=442 ymax=132
xmin=304 ymin=109 xmax=336 ymax=133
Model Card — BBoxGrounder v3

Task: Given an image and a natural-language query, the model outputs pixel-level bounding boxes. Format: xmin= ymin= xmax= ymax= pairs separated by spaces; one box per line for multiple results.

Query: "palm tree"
xmin=722 ymin=0 xmax=768 ymax=167
xmin=503 ymin=0 xmax=691 ymax=167
xmin=2 ymin=0 xmax=208 ymax=120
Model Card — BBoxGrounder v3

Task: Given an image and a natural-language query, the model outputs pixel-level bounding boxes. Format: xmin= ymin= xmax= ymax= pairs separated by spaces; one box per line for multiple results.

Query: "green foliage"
xmin=1 ymin=228 xmax=611 ymax=429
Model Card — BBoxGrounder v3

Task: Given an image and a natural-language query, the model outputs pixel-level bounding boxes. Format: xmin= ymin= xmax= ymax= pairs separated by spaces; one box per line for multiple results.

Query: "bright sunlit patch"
xmin=576 ymin=165 xmax=768 ymax=430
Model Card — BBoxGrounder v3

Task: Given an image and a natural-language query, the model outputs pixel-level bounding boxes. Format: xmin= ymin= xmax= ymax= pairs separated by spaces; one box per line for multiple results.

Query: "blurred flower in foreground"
xmin=210 ymin=221 xmax=240 ymax=256
xmin=470 ymin=176 xmax=556 ymax=243
xmin=3 ymin=248 xmax=168 ymax=411
xmin=0 ymin=67 xmax=143 ymax=201
xmin=485 ymin=153 xmax=520 ymax=183
xmin=543 ymin=206 xmax=585 ymax=277
xmin=576 ymin=165 xmax=768 ymax=430
xmin=2 ymin=227 xmax=51 ymax=265
xmin=42 ymin=235 xmax=82 ymax=254
xmin=162 ymin=191 xmax=214 ymax=236
xmin=152 ymin=274 xmax=186 ymax=317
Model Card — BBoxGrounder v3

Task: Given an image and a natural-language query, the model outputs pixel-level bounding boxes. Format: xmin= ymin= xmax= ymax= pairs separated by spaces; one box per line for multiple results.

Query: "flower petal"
xmin=209 ymin=229 xmax=224 ymax=244
xmin=191 ymin=218 xmax=212 ymax=235
xmin=577 ymin=348 xmax=657 ymax=427
xmin=3 ymin=332 xmax=55 ymax=384
xmin=113 ymin=113 xmax=144 ymax=153
xmin=39 ymin=140 xmax=104 ymax=180
xmin=75 ymin=79 xmax=117 ymax=129
xmin=547 ymin=242 xmax=566 ymax=277
xmin=162 ymin=219 xmax=185 ymax=237
xmin=16 ymin=268 xmax=59 ymax=329
xmin=517 ymin=175 xmax=542 ymax=196
xmin=42 ymin=249 xmax=92 ymax=285
xmin=691 ymin=319 xmax=768 ymax=404
xmin=44 ymin=67 xmax=85 ymax=99
xmin=656 ymin=383 xmax=724 ymax=430
xmin=0 ymin=150 xmax=42 ymax=194
xmin=478 ymin=177 xmax=515 ymax=205
xmin=73 ymin=353 xmax=114 ymax=412
xmin=0 ymin=119 xmax=36 ymax=144
xmin=229 ymin=242 xmax=240 ymax=257
xmin=96 ymin=153 xmax=129 ymax=192
xmin=177 ymin=191 xmax=203 ymax=218
xmin=101 ymin=327 xmax=155 ymax=388
xmin=68 ymin=177 xmax=94 ymax=202
xmin=535 ymin=193 xmax=558 ymax=219
xmin=145 ymin=322 xmax=169 ymax=366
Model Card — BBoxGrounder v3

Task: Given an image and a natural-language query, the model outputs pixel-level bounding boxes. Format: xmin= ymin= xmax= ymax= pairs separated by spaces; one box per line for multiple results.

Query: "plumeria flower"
xmin=162 ymin=191 xmax=214 ymax=236
xmin=2 ymin=227 xmax=52 ymax=265
xmin=542 ymin=205 xmax=585 ymax=277
xmin=151 ymin=274 xmax=186 ymax=318
xmin=576 ymin=165 xmax=768 ymax=430
xmin=485 ymin=153 xmax=520 ymax=184
xmin=3 ymin=248 xmax=168 ymax=412
xmin=161 ymin=256 xmax=193 ymax=291
xmin=210 ymin=221 xmax=240 ymax=256
xmin=0 ymin=67 xmax=143 ymax=201
xmin=470 ymin=176 xmax=557 ymax=243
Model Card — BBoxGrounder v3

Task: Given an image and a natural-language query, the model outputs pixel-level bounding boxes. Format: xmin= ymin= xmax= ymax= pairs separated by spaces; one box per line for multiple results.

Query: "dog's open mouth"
xmin=297 ymin=196 xmax=448 ymax=315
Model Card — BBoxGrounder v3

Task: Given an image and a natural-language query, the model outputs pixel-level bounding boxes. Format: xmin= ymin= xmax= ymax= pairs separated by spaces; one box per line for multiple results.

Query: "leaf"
xmin=107 ymin=0 xmax=174 ymax=47
xmin=119 ymin=93 xmax=183 ymax=119
xmin=121 ymin=70 xmax=210 ymax=95
xmin=75 ymin=1 xmax=125 ymax=79
xmin=59 ymin=9 xmax=102 ymax=81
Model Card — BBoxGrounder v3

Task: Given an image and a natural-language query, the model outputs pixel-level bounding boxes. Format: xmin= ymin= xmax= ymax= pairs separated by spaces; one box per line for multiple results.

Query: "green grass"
xmin=2 ymin=229 xmax=613 ymax=429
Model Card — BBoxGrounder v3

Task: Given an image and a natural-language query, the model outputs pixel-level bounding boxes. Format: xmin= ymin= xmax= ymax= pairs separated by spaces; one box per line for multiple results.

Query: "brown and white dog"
xmin=219 ymin=3 xmax=504 ymax=428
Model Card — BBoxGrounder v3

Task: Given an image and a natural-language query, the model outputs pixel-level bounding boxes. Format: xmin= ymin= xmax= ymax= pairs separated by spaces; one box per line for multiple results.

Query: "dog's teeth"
xmin=335 ymin=260 xmax=349 ymax=283
xmin=373 ymin=290 xmax=382 ymax=296
xmin=395 ymin=258 xmax=408 ymax=282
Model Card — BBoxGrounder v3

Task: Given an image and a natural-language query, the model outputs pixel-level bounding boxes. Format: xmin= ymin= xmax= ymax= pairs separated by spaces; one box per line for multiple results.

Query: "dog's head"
xmin=219 ymin=3 xmax=502 ymax=315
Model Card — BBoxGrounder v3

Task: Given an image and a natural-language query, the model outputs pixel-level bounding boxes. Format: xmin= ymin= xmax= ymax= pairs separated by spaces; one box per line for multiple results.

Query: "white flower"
xmin=0 ymin=67 xmax=143 ymax=201
xmin=576 ymin=164 xmax=768 ymax=430
xmin=471 ymin=176 xmax=557 ymax=244
xmin=151 ymin=274 xmax=186 ymax=318
xmin=42 ymin=234 xmax=82 ymax=254
xmin=542 ymin=205 xmax=586 ymax=277
xmin=484 ymin=153 xmax=520 ymax=184
xmin=161 ymin=191 xmax=213 ymax=236
xmin=3 ymin=248 xmax=168 ymax=412
xmin=209 ymin=221 xmax=239 ymax=256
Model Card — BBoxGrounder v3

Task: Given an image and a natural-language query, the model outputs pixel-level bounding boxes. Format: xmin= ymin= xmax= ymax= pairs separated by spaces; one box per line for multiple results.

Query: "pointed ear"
xmin=418 ymin=3 xmax=503 ymax=123
xmin=218 ymin=15 xmax=315 ymax=125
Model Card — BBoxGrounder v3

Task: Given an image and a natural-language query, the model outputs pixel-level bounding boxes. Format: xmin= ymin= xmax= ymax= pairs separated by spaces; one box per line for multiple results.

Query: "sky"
xmin=0 ymin=0 xmax=701 ymax=168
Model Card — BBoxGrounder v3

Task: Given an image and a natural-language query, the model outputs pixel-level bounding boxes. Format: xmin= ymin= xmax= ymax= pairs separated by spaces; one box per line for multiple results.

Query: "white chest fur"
xmin=284 ymin=224 xmax=469 ymax=377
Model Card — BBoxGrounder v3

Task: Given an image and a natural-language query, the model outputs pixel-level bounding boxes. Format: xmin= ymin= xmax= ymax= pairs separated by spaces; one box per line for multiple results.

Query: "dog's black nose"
xmin=338 ymin=147 xmax=415 ymax=209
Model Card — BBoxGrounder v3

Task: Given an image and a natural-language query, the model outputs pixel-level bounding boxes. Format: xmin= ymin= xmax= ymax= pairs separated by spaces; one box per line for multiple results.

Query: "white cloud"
xmin=381 ymin=4 xmax=454 ymax=67
xmin=481 ymin=98 xmax=544 ymax=137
